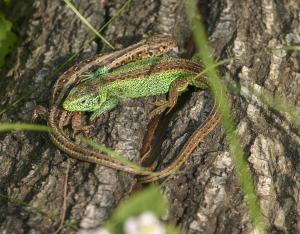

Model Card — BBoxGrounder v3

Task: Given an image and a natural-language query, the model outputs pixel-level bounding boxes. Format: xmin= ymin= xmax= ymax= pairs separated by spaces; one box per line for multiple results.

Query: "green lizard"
xmin=44 ymin=35 xmax=178 ymax=175
xmin=37 ymin=34 xmax=221 ymax=181
xmin=63 ymin=56 xmax=208 ymax=120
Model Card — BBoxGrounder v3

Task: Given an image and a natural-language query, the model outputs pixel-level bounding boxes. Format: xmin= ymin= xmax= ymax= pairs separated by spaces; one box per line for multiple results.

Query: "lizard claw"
xmin=32 ymin=105 xmax=48 ymax=122
xmin=73 ymin=124 xmax=93 ymax=136
xmin=149 ymin=100 xmax=175 ymax=119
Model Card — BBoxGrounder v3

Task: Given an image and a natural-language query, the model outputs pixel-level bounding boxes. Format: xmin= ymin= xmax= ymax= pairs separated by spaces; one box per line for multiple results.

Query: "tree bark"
xmin=0 ymin=0 xmax=299 ymax=233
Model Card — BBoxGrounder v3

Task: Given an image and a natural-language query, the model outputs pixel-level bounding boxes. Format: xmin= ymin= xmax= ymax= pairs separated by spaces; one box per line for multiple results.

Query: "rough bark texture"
xmin=0 ymin=0 xmax=299 ymax=233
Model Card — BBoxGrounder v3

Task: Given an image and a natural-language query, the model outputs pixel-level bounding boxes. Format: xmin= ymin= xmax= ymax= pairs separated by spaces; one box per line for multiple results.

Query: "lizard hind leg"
xmin=150 ymin=79 xmax=189 ymax=117
xmin=192 ymin=76 xmax=209 ymax=89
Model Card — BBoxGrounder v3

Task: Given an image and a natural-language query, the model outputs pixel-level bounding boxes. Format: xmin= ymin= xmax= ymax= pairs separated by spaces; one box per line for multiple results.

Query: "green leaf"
xmin=0 ymin=122 xmax=49 ymax=132
xmin=106 ymin=185 xmax=169 ymax=233
xmin=0 ymin=11 xmax=17 ymax=67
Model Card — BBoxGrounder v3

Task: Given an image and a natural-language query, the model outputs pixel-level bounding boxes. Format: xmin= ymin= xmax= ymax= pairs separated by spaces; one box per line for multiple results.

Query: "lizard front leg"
xmin=90 ymin=97 xmax=119 ymax=121
xmin=70 ymin=112 xmax=92 ymax=135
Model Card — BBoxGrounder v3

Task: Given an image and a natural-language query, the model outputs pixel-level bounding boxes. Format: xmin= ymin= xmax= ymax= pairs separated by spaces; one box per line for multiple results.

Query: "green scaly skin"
xmin=63 ymin=56 xmax=207 ymax=120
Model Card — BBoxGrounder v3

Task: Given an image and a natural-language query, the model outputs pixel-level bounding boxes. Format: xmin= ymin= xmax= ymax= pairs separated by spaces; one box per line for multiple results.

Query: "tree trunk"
xmin=1 ymin=0 xmax=299 ymax=233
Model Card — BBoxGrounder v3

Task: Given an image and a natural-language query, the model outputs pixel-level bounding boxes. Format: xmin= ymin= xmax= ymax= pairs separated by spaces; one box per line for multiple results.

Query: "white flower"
xmin=124 ymin=212 xmax=166 ymax=234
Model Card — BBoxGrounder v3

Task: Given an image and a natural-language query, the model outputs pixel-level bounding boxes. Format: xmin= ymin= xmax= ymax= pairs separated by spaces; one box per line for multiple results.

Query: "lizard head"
xmin=63 ymin=85 xmax=100 ymax=112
